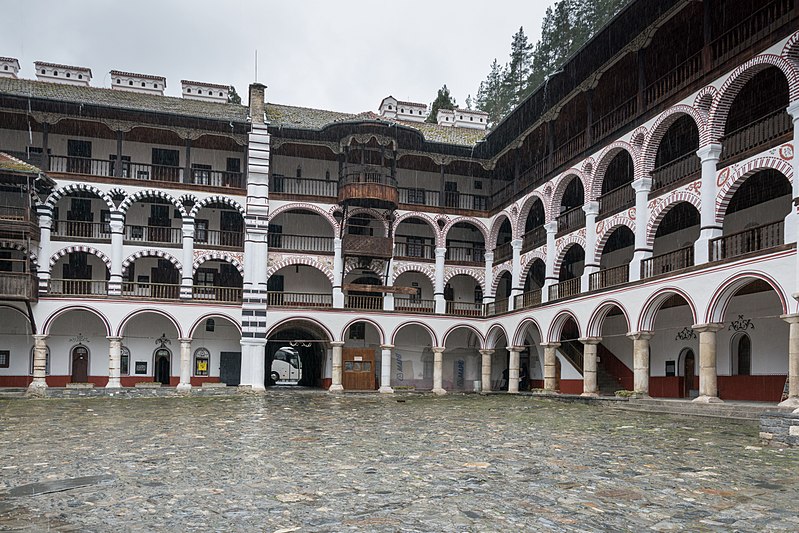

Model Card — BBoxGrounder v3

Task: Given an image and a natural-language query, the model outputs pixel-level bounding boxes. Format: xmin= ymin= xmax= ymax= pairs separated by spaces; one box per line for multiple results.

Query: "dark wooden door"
xmin=154 ymin=348 xmax=171 ymax=385
xmin=71 ymin=345 xmax=89 ymax=383
xmin=342 ymin=348 xmax=375 ymax=391
xmin=220 ymin=352 xmax=241 ymax=386
xmin=683 ymin=350 xmax=695 ymax=398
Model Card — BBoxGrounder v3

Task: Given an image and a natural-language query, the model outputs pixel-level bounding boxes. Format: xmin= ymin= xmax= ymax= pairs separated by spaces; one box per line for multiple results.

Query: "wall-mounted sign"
xmin=135 ymin=361 xmax=147 ymax=375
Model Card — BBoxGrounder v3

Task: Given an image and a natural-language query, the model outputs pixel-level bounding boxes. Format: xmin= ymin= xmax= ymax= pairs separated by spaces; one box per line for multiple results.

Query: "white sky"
xmin=2 ymin=0 xmax=555 ymax=113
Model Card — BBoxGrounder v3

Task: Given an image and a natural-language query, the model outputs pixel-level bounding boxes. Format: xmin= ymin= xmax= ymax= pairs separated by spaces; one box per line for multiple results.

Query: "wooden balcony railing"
xmin=394 ymin=296 xmax=436 ymax=314
xmin=493 ymin=241 xmax=513 ymax=264
xmin=49 ymin=155 xmax=112 ymax=176
xmin=271 ymin=175 xmax=338 ymax=197
xmin=120 ymin=281 xmax=180 ymax=300
xmin=650 ymin=152 xmax=701 ymax=193
xmin=48 ymin=278 xmax=108 ymax=297
xmin=267 ymin=233 xmax=334 ymax=253
xmin=514 ymin=288 xmax=542 ymax=310
xmin=445 ymin=301 xmax=484 ymax=317
xmin=598 ymin=183 xmax=635 ymax=218
xmin=196 ymin=229 xmax=244 ymax=249
xmin=442 ymin=191 xmax=490 ymax=211
xmin=645 ymin=52 xmax=703 ymax=107
xmin=345 ymin=294 xmax=384 ymax=310
xmin=559 ymin=341 xmax=584 ymax=374
xmin=589 ymin=265 xmax=629 ymax=291
xmin=519 ymin=156 xmax=552 ymax=190
xmin=709 ymin=221 xmax=784 ymax=262
xmin=266 ymin=292 xmax=332 ymax=308
xmin=719 ymin=109 xmax=792 ymax=164
xmin=485 ymin=299 xmax=508 ymax=316
xmin=548 ymin=277 xmax=580 ymax=301
xmin=126 ymin=162 xmax=182 ymax=183
xmin=591 ymin=97 xmax=637 ymax=142
xmin=640 ymin=246 xmax=694 ymax=279
xmin=0 ymin=272 xmax=38 ymax=301
xmin=398 ymin=187 xmax=439 ymax=207
xmin=52 ymin=220 xmax=111 ymax=240
xmin=394 ymin=242 xmax=435 ymax=260
xmin=0 ymin=205 xmax=34 ymax=223
xmin=522 ymin=226 xmax=546 ymax=252
xmin=191 ymin=285 xmax=242 ymax=303
xmin=124 ymin=225 xmax=182 ymax=245
xmin=556 ymin=206 xmax=585 ymax=236
xmin=711 ymin=0 xmax=794 ymax=66
xmin=445 ymin=245 xmax=486 ymax=264
xmin=187 ymin=169 xmax=243 ymax=189
xmin=553 ymin=131 xmax=586 ymax=168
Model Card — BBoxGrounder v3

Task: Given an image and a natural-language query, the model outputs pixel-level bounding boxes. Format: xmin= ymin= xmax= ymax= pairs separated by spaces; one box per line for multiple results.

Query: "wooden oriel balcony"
xmin=0 ymin=272 xmax=38 ymax=301
xmin=338 ymin=165 xmax=398 ymax=209
xmin=342 ymin=234 xmax=393 ymax=259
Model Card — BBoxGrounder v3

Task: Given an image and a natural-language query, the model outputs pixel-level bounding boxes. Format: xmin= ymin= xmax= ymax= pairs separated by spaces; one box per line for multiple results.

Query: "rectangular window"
xmin=406 ymin=188 xmax=426 ymax=205
xmin=120 ymin=347 xmax=129 ymax=375
xmin=195 ymin=219 xmax=209 ymax=244
xmin=101 ymin=210 xmax=111 ymax=235
xmin=0 ymin=350 xmax=9 ymax=368
xmin=195 ymin=268 xmax=216 ymax=287
xmin=191 ymin=163 xmax=212 ymax=185
xmin=349 ymin=323 xmax=365 ymax=340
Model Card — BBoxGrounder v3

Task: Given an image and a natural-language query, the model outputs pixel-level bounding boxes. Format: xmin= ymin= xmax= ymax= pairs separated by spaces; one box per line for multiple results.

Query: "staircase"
xmin=596 ymin=364 xmax=623 ymax=396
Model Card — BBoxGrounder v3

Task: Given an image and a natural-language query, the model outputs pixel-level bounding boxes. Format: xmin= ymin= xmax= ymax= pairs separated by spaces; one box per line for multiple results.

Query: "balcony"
xmin=591 ymin=97 xmax=637 ymax=143
xmin=398 ymin=187 xmax=490 ymax=212
xmin=196 ymin=229 xmax=244 ymax=250
xmin=522 ymin=226 xmax=546 ymax=252
xmin=344 ymin=294 xmax=383 ymax=311
xmin=394 ymin=296 xmax=436 ymax=314
xmin=52 ymin=220 xmax=111 ymax=241
xmin=393 ymin=242 xmax=435 ymax=261
xmin=187 ymin=168 xmax=243 ymax=189
xmin=338 ymin=165 xmax=398 ymax=209
xmin=124 ymin=225 xmax=182 ymax=246
xmin=548 ymin=278 xmax=580 ymax=301
xmin=719 ymin=109 xmax=792 ymax=165
xmin=120 ymin=281 xmax=180 ymax=300
xmin=484 ymin=299 xmax=508 ymax=316
xmin=191 ymin=285 xmax=242 ymax=304
xmin=650 ymin=153 xmax=701 ymax=194
xmin=710 ymin=0 xmax=794 ymax=67
xmin=0 ymin=272 xmax=38 ymax=301
xmin=553 ymin=131 xmax=587 ymax=168
xmin=493 ymin=241 xmax=513 ymax=264
xmin=445 ymin=301 xmax=484 ymax=317
xmin=266 ymin=292 xmax=333 ymax=308
xmin=268 ymin=233 xmax=333 ymax=254
xmin=709 ymin=221 xmax=784 ymax=262
xmin=514 ymin=288 xmax=542 ymax=310
xmin=49 ymin=278 xmax=108 ymax=297
xmin=342 ymin=234 xmax=393 ymax=259
xmin=640 ymin=246 xmax=694 ymax=279
xmin=589 ymin=265 xmax=629 ymax=292
xmin=271 ymin=175 xmax=338 ymax=197
xmin=445 ymin=245 xmax=485 ymax=265
xmin=556 ymin=207 xmax=585 ymax=237
xmin=645 ymin=52 xmax=703 ymax=107
xmin=598 ymin=184 xmax=635 ymax=219
xmin=0 ymin=205 xmax=39 ymax=241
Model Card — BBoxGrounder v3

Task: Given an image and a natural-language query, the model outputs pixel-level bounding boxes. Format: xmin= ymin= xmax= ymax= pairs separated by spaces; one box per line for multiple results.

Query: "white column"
xmin=329 ymin=341 xmax=344 ymax=392
xmin=26 ymin=334 xmax=48 ymax=395
xmin=379 ymin=344 xmax=394 ymax=393
xmin=580 ymin=337 xmax=601 ymax=397
xmin=177 ymin=338 xmax=192 ymax=391
xmin=239 ymin=338 xmax=266 ymax=392
xmin=332 ymin=237 xmax=344 ymax=308
xmin=581 ymin=201 xmax=599 ymax=292
xmin=108 ymin=214 xmax=124 ymax=296
xmin=509 ymin=239 xmax=523 ymax=310
xmin=694 ymin=144 xmax=723 ymax=265
xmin=483 ymin=251 xmax=495 ymax=304
xmin=627 ymin=331 xmax=653 ymax=396
xmin=542 ymin=221 xmax=558 ymax=303
xmin=180 ymin=218 xmax=195 ymax=300
xmin=785 ymin=103 xmax=799 ymax=246
xmin=479 ymin=349 xmax=493 ymax=393
xmin=692 ymin=323 xmax=724 ymax=403
xmin=779 ymin=314 xmax=799 ymax=408
xmin=36 ymin=207 xmax=52 ymax=295
xmin=542 ymin=342 xmax=560 ymax=392
xmin=432 ymin=346 xmax=446 ymax=395
xmin=630 ymin=177 xmax=653 ymax=281
xmin=383 ymin=260 xmax=395 ymax=311
xmin=106 ymin=336 xmax=123 ymax=388
xmin=507 ymin=346 xmax=521 ymax=394
xmin=434 ymin=247 xmax=446 ymax=314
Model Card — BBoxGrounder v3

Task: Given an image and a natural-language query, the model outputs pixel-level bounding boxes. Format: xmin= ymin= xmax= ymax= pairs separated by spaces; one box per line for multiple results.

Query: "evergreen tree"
xmin=426 ymin=84 xmax=457 ymax=124
xmin=476 ymin=59 xmax=508 ymax=126
xmin=228 ymin=85 xmax=242 ymax=105
xmin=504 ymin=27 xmax=534 ymax=103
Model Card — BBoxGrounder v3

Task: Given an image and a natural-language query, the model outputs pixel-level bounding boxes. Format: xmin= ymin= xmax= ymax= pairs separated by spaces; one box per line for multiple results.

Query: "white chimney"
xmin=0 ymin=57 xmax=20 ymax=79
xmin=451 ymin=108 xmax=488 ymax=130
xmin=110 ymin=70 xmax=166 ymax=95
xmin=34 ymin=61 xmax=92 ymax=86
xmin=436 ymin=108 xmax=455 ymax=127
xmin=181 ymin=80 xmax=229 ymax=103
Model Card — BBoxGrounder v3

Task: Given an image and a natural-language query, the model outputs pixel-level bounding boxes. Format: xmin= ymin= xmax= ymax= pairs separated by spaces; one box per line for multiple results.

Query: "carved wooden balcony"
xmin=342 ymin=234 xmax=393 ymax=259
xmin=338 ymin=165 xmax=398 ymax=209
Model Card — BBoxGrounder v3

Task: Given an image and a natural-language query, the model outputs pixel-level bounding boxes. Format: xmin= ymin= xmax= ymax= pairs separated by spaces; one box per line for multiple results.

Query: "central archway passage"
xmin=266 ymin=320 xmax=331 ymax=388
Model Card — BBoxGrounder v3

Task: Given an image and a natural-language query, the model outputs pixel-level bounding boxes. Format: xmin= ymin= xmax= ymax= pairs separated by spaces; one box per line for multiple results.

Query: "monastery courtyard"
xmin=1 ymin=393 xmax=798 ymax=532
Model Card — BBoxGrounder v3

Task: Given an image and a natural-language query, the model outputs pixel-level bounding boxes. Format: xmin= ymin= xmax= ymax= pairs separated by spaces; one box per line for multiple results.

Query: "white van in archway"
xmin=271 ymin=347 xmax=302 ymax=383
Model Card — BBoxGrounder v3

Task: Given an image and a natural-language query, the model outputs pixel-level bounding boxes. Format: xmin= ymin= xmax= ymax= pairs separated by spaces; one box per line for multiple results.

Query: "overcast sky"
xmin=3 ymin=1 xmax=555 ymax=113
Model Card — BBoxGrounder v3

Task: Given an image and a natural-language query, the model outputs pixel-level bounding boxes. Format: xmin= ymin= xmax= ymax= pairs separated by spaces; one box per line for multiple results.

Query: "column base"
xmin=692 ymin=394 xmax=723 ymax=404
xmin=237 ymin=384 xmax=265 ymax=394
xmin=432 ymin=387 xmax=447 ymax=396
xmin=580 ymin=391 xmax=599 ymax=398
xmin=26 ymin=381 xmax=47 ymax=396
xmin=105 ymin=379 xmax=121 ymax=389
xmin=176 ymin=383 xmax=192 ymax=392
xmin=378 ymin=386 xmax=394 ymax=394
xmin=507 ymin=390 xmax=519 ymax=395
xmin=328 ymin=384 xmax=344 ymax=393
xmin=778 ymin=396 xmax=799 ymax=408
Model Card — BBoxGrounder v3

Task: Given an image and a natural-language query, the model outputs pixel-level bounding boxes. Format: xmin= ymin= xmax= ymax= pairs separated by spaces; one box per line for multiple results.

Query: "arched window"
xmin=194 ymin=347 xmax=210 ymax=377
xmin=731 ymin=333 xmax=751 ymax=376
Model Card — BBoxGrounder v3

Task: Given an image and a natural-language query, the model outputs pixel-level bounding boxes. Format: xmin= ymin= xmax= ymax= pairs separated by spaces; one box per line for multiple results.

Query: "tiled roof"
xmin=34 ymin=61 xmax=93 ymax=76
xmin=0 ymin=77 xmax=248 ymax=122
xmin=265 ymin=103 xmax=486 ymax=147
xmin=110 ymin=70 xmax=166 ymax=81
xmin=396 ymin=100 xmax=426 ymax=108
xmin=0 ymin=151 xmax=43 ymax=174
xmin=181 ymin=80 xmax=230 ymax=90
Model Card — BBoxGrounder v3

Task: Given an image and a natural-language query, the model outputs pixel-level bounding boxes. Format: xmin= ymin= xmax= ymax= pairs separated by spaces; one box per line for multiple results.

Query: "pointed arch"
xmin=637 ymin=287 xmax=698 ymax=332
xmin=189 ymin=312 xmax=242 ymax=338
xmin=268 ymin=203 xmax=338 ymax=235
xmin=520 ymin=253 xmax=546 ymax=284
xmin=549 ymin=170 xmax=589 ymax=221
xmin=118 ymin=189 xmax=187 ymax=217
xmin=590 ymin=141 xmax=638 ymax=201
xmin=715 ymin=157 xmax=793 ymax=222
xmin=266 ymin=256 xmax=334 ymax=284
xmin=707 ymin=54 xmax=799 ymax=142
xmin=339 ymin=317 xmax=385 ymax=344
xmin=45 ymin=183 xmax=116 ymax=212
xmin=704 ymin=271 xmax=789 ymax=324
xmin=491 ymin=267 xmax=512 ymax=295
xmin=547 ymin=310 xmax=581 ymax=343
xmin=117 ymin=308 xmax=182 ymax=338
xmin=586 ymin=300 xmax=631 ymax=338
xmin=646 ymin=192 xmax=702 ymax=247
xmin=641 ymin=105 xmax=707 ymax=175
xmin=192 ymin=251 xmax=245 ymax=276
xmin=42 ymin=305 xmax=112 ymax=336
xmin=121 ymin=249 xmax=182 ymax=275
xmin=391 ymin=320 xmax=438 ymax=347
xmin=442 ymin=324 xmax=484 ymax=348
xmin=513 ymin=317 xmax=544 ymax=346
xmin=190 ymin=195 xmax=245 ymax=217
xmin=485 ymin=323 xmax=509 ymax=350
xmin=49 ymin=245 xmax=111 ymax=272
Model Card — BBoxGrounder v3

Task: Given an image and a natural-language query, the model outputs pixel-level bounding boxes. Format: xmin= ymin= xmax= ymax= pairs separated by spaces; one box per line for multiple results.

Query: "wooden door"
xmin=220 ymin=352 xmax=241 ymax=386
xmin=683 ymin=350 xmax=695 ymax=398
xmin=71 ymin=345 xmax=89 ymax=383
xmin=342 ymin=348 xmax=375 ymax=391
xmin=154 ymin=348 xmax=171 ymax=385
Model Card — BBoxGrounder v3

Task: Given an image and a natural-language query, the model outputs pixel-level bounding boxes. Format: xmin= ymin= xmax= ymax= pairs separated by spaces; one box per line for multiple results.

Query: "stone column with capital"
xmin=694 ymin=144 xmax=723 ymax=265
xmin=780 ymin=313 xmax=799 ymax=408
xmin=507 ymin=346 xmax=521 ymax=394
xmin=434 ymin=247 xmax=447 ymax=314
xmin=239 ymin=338 xmax=266 ymax=392
xmin=509 ymin=239 xmax=523 ymax=310
xmin=483 ymin=251 xmax=495 ymax=305
xmin=479 ymin=349 xmax=493 ymax=393
xmin=26 ymin=334 xmax=48 ymax=396
xmin=329 ymin=341 xmax=345 ymax=392
xmin=36 ymin=206 xmax=53 ymax=295
xmin=692 ymin=323 xmax=724 ymax=403
xmin=627 ymin=331 xmax=653 ymax=396
xmin=580 ymin=337 xmax=602 ymax=396
xmin=332 ymin=237 xmax=344 ymax=308
xmin=542 ymin=342 xmax=560 ymax=392
xmin=432 ymin=347 xmax=446 ymax=395
xmin=581 ymin=201 xmax=600 ymax=292
xmin=630 ymin=177 xmax=653 ymax=281
xmin=379 ymin=344 xmax=394 ymax=393
xmin=108 ymin=213 xmax=125 ymax=296
xmin=106 ymin=336 xmax=123 ymax=388
xmin=180 ymin=217 xmax=195 ymax=300
xmin=785 ymin=103 xmax=799 ymax=246
xmin=542 ymin=221 xmax=558 ymax=303
xmin=177 ymin=338 xmax=192 ymax=391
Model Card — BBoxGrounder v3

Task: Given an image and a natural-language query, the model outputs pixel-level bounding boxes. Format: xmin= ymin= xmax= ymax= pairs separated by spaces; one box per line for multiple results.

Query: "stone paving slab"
xmin=0 ymin=393 xmax=797 ymax=531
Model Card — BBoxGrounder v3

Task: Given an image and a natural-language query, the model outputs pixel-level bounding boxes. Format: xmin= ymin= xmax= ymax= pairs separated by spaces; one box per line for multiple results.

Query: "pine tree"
xmin=426 ymin=84 xmax=457 ymax=123
xmin=504 ymin=27 xmax=534 ymax=103
xmin=476 ymin=59 xmax=507 ymax=126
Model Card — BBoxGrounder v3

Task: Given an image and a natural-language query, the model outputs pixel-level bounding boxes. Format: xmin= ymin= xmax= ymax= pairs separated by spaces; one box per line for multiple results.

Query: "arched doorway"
xmin=681 ymin=348 xmax=696 ymax=399
xmin=70 ymin=345 xmax=89 ymax=383
xmin=153 ymin=347 xmax=171 ymax=385
xmin=731 ymin=332 xmax=751 ymax=376
xmin=266 ymin=320 xmax=331 ymax=388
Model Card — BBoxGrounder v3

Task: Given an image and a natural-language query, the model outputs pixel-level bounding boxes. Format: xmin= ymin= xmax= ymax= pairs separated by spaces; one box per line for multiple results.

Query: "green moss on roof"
xmin=0 ymin=152 xmax=42 ymax=174
xmin=0 ymin=77 xmax=248 ymax=122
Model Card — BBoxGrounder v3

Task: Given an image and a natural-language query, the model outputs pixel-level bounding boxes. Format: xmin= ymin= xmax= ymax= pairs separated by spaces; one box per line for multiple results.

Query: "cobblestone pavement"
xmin=1 ymin=392 xmax=798 ymax=532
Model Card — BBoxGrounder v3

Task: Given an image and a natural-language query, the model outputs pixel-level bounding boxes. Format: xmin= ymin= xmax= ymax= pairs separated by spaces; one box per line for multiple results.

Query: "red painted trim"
xmin=649 ymin=376 xmax=682 ymax=398
xmin=0 ymin=376 xmax=32 ymax=387
xmin=321 ymin=378 xmax=332 ymax=389
xmin=559 ymin=379 xmax=583 ymax=394
xmin=190 ymin=377 xmax=221 ymax=386
xmin=718 ymin=375 xmax=786 ymax=402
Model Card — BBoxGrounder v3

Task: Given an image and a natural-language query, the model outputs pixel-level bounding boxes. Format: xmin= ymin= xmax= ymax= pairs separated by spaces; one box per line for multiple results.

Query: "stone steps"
xmin=612 ymin=398 xmax=787 ymax=421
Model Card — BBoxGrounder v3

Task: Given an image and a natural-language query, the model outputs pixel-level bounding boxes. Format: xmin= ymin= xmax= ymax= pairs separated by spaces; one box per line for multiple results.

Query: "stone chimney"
xmin=249 ymin=83 xmax=267 ymax=124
